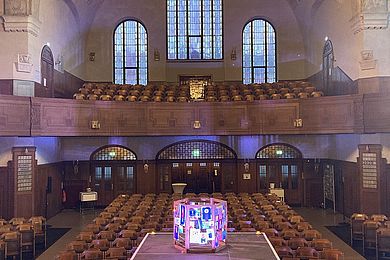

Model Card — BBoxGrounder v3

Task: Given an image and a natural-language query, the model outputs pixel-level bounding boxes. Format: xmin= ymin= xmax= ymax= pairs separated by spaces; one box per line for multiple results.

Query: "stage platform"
xmin=130 ymin=232 xmax=280 ymax=260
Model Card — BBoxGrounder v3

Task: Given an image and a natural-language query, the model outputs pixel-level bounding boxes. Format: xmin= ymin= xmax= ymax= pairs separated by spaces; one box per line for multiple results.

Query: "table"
xmin=79 ymin=191 xmax=98 ymax=214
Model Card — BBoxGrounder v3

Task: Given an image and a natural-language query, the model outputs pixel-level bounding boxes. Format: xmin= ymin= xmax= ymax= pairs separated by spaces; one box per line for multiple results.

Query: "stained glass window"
xmin=243 ymin=19 xmax=276 ymax=84
xmin=114 ymin=20 xmax=148 ymax=85
xmin=157 ymin=140 xmax=236 ymax=160
xmin=92 ymin=146 xmax=137 ymax=161
xmin=167 ymin=0 xmax=223 ymax=60
xmin=256 ymin=144 xmax=301 ymax=159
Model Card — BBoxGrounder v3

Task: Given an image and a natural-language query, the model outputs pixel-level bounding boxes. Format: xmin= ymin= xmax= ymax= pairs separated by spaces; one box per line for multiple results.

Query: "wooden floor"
xmin=37 ymin=207 xmax=364 ymax=260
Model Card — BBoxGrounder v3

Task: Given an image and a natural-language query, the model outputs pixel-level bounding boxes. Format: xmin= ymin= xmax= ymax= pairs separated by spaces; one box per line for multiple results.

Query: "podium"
xmin=172 ymin=183 xmax=187 ymax=194
xmin=79 ymin=191 xmax=98 ymax=214
xmin=269 ymin=188 xmax=285 ymax=202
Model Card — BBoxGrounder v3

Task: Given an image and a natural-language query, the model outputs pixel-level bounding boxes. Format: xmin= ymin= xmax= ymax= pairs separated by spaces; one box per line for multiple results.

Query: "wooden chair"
xmin=269 ymin=237 xmax=287 ymax=247
xmin=80 ymin=248 xmax=103 ymax=259
xmin=377 ymin=227 xmax=390 ymax=259
xmin=90 ymin=239 xmax=110 ymax=258
xmin=371 ymin=214 xmax=388 ymax=223
xmin=320 ymin=248 xmax=345 ymax=260
xmin=0 ymin=240 xmax=5 ymax=260
xmin=76 ymin=231 xmax=94 ymax=243
xmin=264 ymin=228 xmax=279 ymax=238
xmin=295 ymin=246 xmax=319 ymax=259
xmin=288 ymin=237 xmax=309 ymax=250
xmin=2 ymin=231 xmax=20 ymax=259
xmin=302 ymin=229 xmax=322 ymax=241
xmin=363 ymin=220 xmax=381 ymax=254
xmin=105 ymin=247 xmax=127 ymax=259
xmin=17 ymin=223 xmax=35 ymax=258
xmin=312 ymin=238 xmax=332 ymax=251
xmin=281 ymin=229 xmax=300 ymax=240
xmin=350 ymin=213 xmax=368 ymax=245
xmin=275 ymin=245 xmax=295 ymax=259
xmin=55 ymin=250 xmax=78 ymax=260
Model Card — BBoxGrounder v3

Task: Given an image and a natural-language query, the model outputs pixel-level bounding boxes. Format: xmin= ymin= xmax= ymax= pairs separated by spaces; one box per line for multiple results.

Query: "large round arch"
xmin=156 ymin=140 xmax=238 ymax=194
xmin=90 ymin=145 xmax=137 ymax=206
xmin=255 ymin=143 xmax=303 ymax=205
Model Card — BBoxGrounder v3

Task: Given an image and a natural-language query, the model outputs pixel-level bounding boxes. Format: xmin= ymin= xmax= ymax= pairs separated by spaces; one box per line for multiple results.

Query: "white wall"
xmin=0 ymin=137 xmax=61 ymax=166
xmin=84 ymin=0 xmax=305 ymax=82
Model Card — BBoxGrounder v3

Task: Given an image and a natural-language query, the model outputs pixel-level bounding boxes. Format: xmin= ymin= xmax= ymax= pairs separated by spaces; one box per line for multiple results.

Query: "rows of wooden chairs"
xmin=350 ymin=213 xmax=390 ymax=259
xmin=0 ymin=216 xmax=46 ymax=259
xmin=73 ymin=81 xmax=324 ymax=102
xmin=217 ymin=192 xmax=344 ymax=259
xmin=56 ymin=193 xmax=176 ymax=259
xmin=57 ymin=192 xmax=343 ymax=259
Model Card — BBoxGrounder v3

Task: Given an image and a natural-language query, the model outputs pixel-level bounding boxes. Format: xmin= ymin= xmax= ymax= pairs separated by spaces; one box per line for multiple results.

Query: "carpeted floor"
xmin=31 ymin=227 xmax=71 ymax=259
xmin=326 ymin=224 xmax=377 ymax=260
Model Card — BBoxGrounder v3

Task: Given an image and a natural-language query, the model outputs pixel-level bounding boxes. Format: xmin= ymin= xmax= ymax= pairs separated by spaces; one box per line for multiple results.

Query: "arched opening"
xmin=255 ymin=143 xmax=303 ymax=205
xmin=322 ymin=39 xmax=334 ymax=94
xmin=156 ymin=140 xmax=238 ymax=194
xmin=40 ymin=45 xmax=54 ymax=97
xmin=90 ymin=145 xmax=137 ymax=206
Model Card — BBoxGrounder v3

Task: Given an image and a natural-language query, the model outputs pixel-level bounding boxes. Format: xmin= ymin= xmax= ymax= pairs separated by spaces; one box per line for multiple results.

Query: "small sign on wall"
xmin=243 ymin=173 xmax=251 ymax=180
xmin=16 ymin=54 xmax=33 ymax=73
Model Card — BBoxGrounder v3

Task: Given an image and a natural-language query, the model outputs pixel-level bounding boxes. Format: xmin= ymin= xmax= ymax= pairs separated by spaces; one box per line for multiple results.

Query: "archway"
xmin=156 ymin=140 xmax=238 ymax=194
xmin=90 ymin=145 xmax=137 ymax=205
xmin=40 ymin=45 xmax=54 ymax=97
xmin=255 ymin=143 xmax=303 ymax=205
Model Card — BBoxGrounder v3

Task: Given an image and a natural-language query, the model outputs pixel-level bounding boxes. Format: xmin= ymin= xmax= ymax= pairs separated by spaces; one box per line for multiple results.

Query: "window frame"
xmin=166 ymin=0 xmax=224 ymax=61
xmin=113 ymin=18 xmax=148 ymax=85
xmin=242 ymin=18 xmax=277 ymax=84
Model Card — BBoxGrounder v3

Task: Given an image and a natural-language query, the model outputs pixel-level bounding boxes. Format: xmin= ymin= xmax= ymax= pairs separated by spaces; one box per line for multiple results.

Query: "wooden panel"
xmin=147 ymin=104 xmax=196 ymax=134
xmin=36 ymin=163 xmax=63 ymax=219
xmin=300 ymin=95 xmax=363 ymax=133
xmin=236 ymin=161 xmax=256 ymax=194
xmin=0 ymin=167 xmax=9 ymax=218
xmin=0 ymin=95 xmax=30 ymax=136
xmin=364 ymin=93 xmax=390 ymax=133
xmin=0 ymin=79 xmax=13 ymax=95
xmin=260 ymin=101 xmax=300 ymax=134
xmin=136 ymin=162 xmax=156 ymax=194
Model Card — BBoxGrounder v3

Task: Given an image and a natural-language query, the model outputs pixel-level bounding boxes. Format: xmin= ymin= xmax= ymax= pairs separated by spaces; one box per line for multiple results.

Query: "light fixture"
xmin=154 ymin=48 xmax=160 ymax=61
xmin=89 ymin=52 xmax=95 ymax=61
xmin=231 ymin=47 xmax=237 ymax=60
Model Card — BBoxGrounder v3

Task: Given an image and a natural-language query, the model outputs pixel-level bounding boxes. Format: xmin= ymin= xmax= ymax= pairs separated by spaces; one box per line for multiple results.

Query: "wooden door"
xmin=93 ymin=166 xmax=113 ymax=206
xmin=114 ymin=165 xmax=135 ymax=196
xmin=40 ymin=46 xmax=54 ymax=97
xmin=257 ymin=161 xmax=302 ymax=205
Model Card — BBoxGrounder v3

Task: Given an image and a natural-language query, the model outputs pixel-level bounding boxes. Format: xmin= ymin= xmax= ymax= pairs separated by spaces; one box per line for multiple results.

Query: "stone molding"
xmin=1 ymin=15 xmax=41 ymax=36
xmin=350 ymin=0 xmax=389 ymax=34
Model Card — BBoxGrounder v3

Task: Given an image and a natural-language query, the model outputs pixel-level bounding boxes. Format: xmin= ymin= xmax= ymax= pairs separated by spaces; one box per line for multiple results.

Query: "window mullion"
xmin=201 ymin=0 xmax=203 ymax=59
xmin=123 ymin=23 xmax=126 ymax=84
xmin=186 ymin=0 xmax=189 ymax=59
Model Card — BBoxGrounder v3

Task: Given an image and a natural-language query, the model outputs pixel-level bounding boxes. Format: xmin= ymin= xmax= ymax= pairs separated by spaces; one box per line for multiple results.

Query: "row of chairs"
xmin=219 ymin=192 xmax=344 ymax=259
xmin=56 ymin=193 xmax=175 ymax=259
xmin=0 ymin=216 xmax=46 ymax=259
xmin=73 ymin=81 xmax=324 ymax=102
xmin=350 ymin=213 xmax=390 ymax=259
xmin=57 ymin=192 xmax=343 ymax=259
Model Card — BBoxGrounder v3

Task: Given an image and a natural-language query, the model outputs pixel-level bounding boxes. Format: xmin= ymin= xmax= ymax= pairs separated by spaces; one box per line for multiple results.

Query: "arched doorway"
xmin=156 ymin=140 xmax=238 ymax=194
xmin=40 ymin=45 xmax=54 ymax=97
xmin=256 ymin=143 xmax=303 ymax=205
xmin=90 ymin=145 xmax=137 ymax=206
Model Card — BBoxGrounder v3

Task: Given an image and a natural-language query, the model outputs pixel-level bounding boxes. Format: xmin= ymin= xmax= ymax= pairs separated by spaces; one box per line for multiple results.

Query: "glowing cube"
xmin=173 ymin=197 xmax=227 ymax=253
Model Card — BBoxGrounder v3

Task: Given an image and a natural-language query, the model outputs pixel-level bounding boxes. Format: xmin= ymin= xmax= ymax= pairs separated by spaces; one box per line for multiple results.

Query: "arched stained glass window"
xmin=256 ymin=143 xmax=301 ymax=159
xmin=157 ymin=140 xmax=237 ymax=160
xmin=114 ymin=20 xmax=147 ymax=85
xmin=243 ymin=19 xmax=276 ymax=84
xmin=91 ymin=145 xmax=137 ymax=161
xmin=167 ymin=0 xmax=223 ymax=60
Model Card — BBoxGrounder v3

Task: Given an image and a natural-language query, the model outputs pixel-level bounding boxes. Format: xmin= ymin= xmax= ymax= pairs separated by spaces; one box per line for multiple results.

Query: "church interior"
xmin=0 ymin=0 xmax=390 ymax=259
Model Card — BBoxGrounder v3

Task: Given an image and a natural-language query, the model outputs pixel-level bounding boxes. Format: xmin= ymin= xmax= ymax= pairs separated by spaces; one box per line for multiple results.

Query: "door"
xmin=257 ymin=161 xmax=301 ymax=205
xmin=40 ymin=45 xmax=54 ymax=97
xmin=93 ymin=164 xmax=135 ymax=206
xmin=169 ymin=162 xmax=222 ymax=194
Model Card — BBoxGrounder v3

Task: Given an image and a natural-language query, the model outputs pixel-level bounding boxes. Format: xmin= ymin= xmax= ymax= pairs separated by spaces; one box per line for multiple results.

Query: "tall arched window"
xmin=114 ymin=20 xmax=148 ymax=85
xmin=167 ymin=0 xmax=223 ymax=60
xmin=242 ymin=19 xmax=276 ymax=84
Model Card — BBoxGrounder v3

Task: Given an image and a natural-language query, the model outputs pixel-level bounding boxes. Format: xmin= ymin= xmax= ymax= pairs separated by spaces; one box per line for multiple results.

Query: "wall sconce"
xmin=89 ymin=52 xmax=95 ymax=62
xmin=91 ymin=120 xmax=100 ymax=129
xmin=244 ymin=162 xmax=250 ymax=172
xmin=24 ymin=147 xmax=29 ymax=154
xmin=193 ymin=120 xmax=201 ymax=129
xmin=231 ymin=47 xmax=237 ymax=60
xmin=143 ymin=163 xmax=149 ymax=173
xmin=294 ymin=118 xmax=303 ymax=128
xmin=154 ymin=48 xmax=160 ymax=61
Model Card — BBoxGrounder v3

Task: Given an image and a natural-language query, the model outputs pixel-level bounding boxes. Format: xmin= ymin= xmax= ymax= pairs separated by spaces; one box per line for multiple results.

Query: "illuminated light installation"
xmin=173 ymin=197 xmax=227 ymax=253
